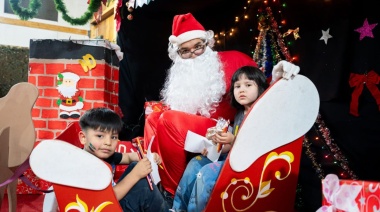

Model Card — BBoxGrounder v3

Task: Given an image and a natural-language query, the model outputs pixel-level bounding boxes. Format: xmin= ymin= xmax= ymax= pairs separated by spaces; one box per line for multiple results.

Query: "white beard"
xmin=161 ymin=47 xmax=226 ymax=117
xmin=57 ymin=84 xmax=78 ymax=98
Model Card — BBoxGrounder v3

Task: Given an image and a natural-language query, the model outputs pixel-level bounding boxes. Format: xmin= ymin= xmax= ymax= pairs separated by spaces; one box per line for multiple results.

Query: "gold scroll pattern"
xmin=221 ymin=151 xmax=294 ymax=211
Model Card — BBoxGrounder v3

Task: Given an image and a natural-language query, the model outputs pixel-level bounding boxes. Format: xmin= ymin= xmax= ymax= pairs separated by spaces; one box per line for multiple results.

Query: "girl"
xmin=171 ymin=66 xmax=269 ymax=212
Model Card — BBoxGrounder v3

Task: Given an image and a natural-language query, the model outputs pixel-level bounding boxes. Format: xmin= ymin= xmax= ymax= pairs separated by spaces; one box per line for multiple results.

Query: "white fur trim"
xmin=169 ymin=30 xmax=207 ymax=45
xmin=61 ymin=72 xmax=80 ymax=82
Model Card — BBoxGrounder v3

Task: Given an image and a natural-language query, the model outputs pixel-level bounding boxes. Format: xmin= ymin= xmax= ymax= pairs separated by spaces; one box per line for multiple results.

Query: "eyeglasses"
xmin=177 ymin=43 xmax=207 ymax=59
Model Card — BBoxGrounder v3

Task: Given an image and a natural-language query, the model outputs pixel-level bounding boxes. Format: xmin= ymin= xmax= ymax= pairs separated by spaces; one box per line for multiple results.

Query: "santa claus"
xmin=143 ymin=13 xmax=257 ymax=197
xmin=144 ymin=13 xmax=298 ymax=197
xmin=56 ymin=71 xmax=84 ymax=119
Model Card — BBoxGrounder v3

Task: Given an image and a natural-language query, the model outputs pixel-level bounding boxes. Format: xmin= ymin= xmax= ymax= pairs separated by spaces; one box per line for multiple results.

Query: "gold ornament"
xmin=283 ymin=27 xmax=301 ymax=40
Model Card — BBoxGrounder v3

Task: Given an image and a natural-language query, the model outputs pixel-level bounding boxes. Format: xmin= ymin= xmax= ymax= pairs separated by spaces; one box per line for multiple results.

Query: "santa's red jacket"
xmin=58 ymin=91 xmax=82 ymax=108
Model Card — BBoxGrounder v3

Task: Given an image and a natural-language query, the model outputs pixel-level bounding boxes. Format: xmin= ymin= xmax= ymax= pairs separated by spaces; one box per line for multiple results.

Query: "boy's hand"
xmin=131 ymin=157 xmax=152 ymax=179
xmin=153 ymin=152 xmax=162 ymax=165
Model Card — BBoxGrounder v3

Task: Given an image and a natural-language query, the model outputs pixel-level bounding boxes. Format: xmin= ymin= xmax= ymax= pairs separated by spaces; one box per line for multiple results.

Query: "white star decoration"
xmin=320 ymin=28 xmax=333 ymax=45
xmin=359 ymin=196 xmax=365 ymax=205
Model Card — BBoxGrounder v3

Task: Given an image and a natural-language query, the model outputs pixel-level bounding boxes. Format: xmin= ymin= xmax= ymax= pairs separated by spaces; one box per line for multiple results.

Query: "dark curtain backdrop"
xmin=117 ymin=0 xmax=380 ymax=210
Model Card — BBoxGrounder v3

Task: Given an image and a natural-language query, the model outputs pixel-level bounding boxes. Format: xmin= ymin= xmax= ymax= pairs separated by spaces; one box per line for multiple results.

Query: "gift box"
xmin=144 ymin=101 xmax=168 ymax=118
xmin=318 ymin=174 xmax=380 ymax=212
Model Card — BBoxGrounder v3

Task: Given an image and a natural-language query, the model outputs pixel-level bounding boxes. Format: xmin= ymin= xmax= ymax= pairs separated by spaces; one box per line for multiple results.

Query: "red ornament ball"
xmin=127 ymin=14 xmax=133 ymax=20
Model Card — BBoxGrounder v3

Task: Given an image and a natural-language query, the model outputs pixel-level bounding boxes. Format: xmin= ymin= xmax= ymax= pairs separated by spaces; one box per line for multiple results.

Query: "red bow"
xmin=349 ymin=71 xmax=380 ymax=116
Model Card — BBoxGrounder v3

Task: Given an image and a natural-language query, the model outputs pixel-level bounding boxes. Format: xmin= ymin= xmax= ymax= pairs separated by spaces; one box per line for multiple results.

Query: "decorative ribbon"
xmin=0 ymin=158 xmax=53 ymax=193
xmin=349 ymin=70 xmax=380 ymax=116
xmin=317 ymin=174 xmax=362 ymax=212
xmin=115 ymin=0 xmax=123 ymax=31
xmin=283 ymin=27 xmax=301 ymax=40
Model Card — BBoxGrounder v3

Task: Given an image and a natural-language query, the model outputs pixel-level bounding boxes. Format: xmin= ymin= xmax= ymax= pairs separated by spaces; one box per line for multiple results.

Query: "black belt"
xmin=62 ymin=99 xmax=76 ymax=104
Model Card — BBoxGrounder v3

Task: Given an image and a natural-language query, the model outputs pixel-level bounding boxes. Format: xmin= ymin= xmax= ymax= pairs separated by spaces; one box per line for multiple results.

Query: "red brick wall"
xmin=28 ymin=59 xmax=120 ymax=141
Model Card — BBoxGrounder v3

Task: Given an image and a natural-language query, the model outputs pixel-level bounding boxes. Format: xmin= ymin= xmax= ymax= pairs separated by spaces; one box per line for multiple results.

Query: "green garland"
xmin=9 ymin=0 xmax=42 ymax=21
xmin=54 ymin=0 xmax=102 ymax=26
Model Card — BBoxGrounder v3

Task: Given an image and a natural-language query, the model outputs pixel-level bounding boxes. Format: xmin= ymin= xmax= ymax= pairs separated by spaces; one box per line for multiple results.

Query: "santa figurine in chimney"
xmin=56 ymin=71 xmax=84 ymax=119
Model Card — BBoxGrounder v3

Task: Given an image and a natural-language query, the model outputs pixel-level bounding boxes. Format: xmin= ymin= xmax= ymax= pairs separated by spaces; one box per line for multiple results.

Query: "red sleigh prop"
xmin=30 ymin=140 xmax=123 ymax=212
xmin=29 ymin=74 xmax=319 ymax=212
xmin=31 ymin=122 xmax=136 ymax=212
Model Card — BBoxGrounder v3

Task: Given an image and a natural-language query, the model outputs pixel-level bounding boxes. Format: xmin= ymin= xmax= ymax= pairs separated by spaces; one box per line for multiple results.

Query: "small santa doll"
xmin=56 ymin=71 xmax=84 ymax=119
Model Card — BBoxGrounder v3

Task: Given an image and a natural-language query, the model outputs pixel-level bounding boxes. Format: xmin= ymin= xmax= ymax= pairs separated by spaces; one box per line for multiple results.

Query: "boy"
xmin=79 ymin=107 xmax=169 ymax=211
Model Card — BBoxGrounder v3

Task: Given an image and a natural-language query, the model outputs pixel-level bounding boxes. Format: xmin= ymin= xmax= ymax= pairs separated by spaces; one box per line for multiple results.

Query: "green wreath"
xmin=9 ymin=0 xmax=42 ymax=21
xmin=54 ymin=0 xmax=102 ymax=26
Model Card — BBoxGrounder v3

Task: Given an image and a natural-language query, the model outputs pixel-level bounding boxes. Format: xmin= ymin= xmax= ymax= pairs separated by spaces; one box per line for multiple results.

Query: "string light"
xmin=213 ymin=0 xmax=300 ymax=62
xmin=214 ymin=0 xmax=254 ymax=45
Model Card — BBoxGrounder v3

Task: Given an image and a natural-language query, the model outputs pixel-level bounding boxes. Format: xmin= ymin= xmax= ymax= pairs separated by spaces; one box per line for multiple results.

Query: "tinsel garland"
xmin=303 ymin=136 xmax=325 ymax=179
xmin=253 ymin=9 xmax=289 ymax=76
xmin=261 ymin=34 xmax=268 ymax=71
xmin=315 ymin=114 xmax=358 ymax=179
xmin=9 ymin=0 xmax=42 ymax=21
xmin=54 ymin=0 xmax=102 ymax=25
xmin=268 ymin=29 xmax=282 ymax=63
xmin=266 ymin=7 xmax=292 ymax=62
xmin=252 ymin=28 xmax=264 ymax=66
xmin=304 ymin=113 xmax=358 ymax=180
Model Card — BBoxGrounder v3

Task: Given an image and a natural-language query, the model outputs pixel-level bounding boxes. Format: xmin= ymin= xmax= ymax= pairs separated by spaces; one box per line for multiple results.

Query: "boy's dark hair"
xmin=79 ymin=107 xmax=123 ymax=133
xmin=229 ymin=66 xmax=269 ymax=111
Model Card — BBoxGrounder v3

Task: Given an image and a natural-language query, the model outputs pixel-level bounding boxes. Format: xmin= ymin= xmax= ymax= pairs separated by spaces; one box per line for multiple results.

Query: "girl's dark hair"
xmin=229 ymin=66 xmax=269 ymax=111
xmin=79 ymin=107 xmax=123 ymax=133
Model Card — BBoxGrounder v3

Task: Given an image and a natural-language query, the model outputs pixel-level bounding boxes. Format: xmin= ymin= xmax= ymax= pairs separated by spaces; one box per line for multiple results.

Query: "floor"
xmin=0 ymin=194 xmax=44 ymax=212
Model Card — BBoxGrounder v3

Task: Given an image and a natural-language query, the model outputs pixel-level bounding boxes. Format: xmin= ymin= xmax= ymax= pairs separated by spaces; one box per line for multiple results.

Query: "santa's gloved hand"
xmin=271 ymin=60 xmax=300 ymax=83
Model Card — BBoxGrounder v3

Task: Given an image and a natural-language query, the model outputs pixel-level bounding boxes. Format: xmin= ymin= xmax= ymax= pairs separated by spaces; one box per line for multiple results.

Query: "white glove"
xmin=271 ymin=60 xmax=300 ymax=82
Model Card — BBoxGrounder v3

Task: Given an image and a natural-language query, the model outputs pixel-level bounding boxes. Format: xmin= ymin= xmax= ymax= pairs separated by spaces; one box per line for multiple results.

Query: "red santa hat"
xmin=59 ymin=72 xmax=80 ymax=83
xmin=169 ymin=13 xmax=207 ymax=45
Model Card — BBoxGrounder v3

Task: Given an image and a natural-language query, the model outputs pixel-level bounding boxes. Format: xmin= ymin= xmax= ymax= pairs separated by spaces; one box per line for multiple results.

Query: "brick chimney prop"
xmin=28 ymin=39 xmax=122 ymax=142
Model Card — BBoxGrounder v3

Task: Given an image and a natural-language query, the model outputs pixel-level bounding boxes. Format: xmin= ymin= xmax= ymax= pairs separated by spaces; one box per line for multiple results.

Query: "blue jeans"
xmin=172 ymin=156 xmax=225 ymax=212
xmin=118 ymin=162 xmax=169 ymax=212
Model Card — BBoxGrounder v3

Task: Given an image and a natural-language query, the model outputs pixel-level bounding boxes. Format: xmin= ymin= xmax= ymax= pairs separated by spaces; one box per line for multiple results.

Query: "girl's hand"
xmin=131 ymin=157 xmax=152 ymax=179
xmin=213 ymin=131 xmax=235 ymax=145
